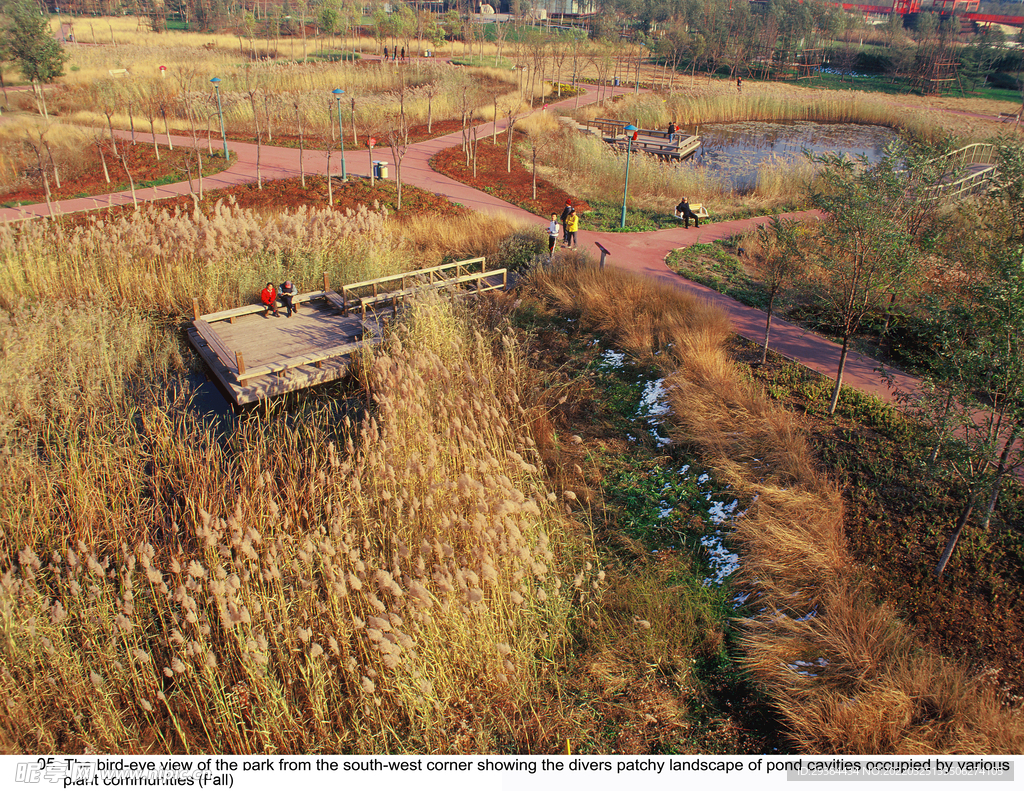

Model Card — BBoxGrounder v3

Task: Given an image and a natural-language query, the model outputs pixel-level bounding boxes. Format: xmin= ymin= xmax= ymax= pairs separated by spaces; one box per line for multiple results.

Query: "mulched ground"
xmin=0 ymin=143 xmax=230 ymax=206
xmin=430 ymin=129 xmax=590 ymax=219
xmin=59 ymin=174 xmax=467 ymax=222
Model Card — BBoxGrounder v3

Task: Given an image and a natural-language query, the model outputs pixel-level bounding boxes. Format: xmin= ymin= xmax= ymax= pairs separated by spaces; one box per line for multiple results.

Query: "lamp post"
xmin=332 ymin=88 xmax=347 ymax=180
xmin=620 ymin=124 xmax=638 ymax=229
xmin=210 ymin=77 xmax=228 ymax=161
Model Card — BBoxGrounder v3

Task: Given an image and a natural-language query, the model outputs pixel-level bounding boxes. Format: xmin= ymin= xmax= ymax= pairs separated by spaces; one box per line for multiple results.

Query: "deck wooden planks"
xmin=188 ymin=259 xmax=506 ymax=405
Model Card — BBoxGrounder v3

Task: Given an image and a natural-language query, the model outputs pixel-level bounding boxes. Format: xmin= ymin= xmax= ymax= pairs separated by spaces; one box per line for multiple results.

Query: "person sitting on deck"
xmin=279 ymin=280 xmax=298 ymax=317
xmin=260 ymin=282 xmax=280 ymax=318
xmin=675 ymin=198 xmax=701 ymax=228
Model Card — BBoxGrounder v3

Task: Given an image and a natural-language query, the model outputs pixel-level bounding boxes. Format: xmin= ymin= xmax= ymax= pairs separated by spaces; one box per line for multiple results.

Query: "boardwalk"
xmin=189 ymin=260 xmax=507 ymax=405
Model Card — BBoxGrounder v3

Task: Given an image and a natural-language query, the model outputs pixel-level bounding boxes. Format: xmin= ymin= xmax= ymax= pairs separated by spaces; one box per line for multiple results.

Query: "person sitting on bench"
xmin=260 ymin=282 xmax=280 ymax=318
xmin=676 ymin=198 xmax=701 ymax=228
xmin=279 ymin=280 xmax=298 ymax=317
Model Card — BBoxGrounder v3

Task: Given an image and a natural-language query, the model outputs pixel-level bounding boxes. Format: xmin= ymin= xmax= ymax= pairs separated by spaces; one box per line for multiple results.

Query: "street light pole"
xmin=620 ymin=124 xmax=638 ymax=229
xmin=332 ymin=88 xmax=347 ymax=180
xmin=210 ymin=77 xmax=229 ymax=161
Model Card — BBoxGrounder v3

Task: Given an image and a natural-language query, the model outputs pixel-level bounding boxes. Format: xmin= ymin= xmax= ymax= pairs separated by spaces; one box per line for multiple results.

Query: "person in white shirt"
xmin=548 ymin=214 xmax=560 ymax=256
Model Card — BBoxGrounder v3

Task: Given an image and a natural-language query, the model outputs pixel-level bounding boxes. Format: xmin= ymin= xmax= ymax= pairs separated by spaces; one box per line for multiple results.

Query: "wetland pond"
xmin=688 ymin=121 xmax=898 ymax=191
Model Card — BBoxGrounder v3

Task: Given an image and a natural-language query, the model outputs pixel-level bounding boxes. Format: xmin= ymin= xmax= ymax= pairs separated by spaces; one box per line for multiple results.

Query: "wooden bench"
xmin=999 ymin=111 xmax=1020 ymax=123
xmin=674 ymin=203 xmax=710 ymax=221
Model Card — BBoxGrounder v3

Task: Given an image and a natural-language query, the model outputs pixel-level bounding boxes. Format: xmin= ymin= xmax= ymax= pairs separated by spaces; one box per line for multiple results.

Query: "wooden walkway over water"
xmin=586 ymin=118 xmax=702 ymax=161
xmin=188 ymin=258 xmax=507 ymax=405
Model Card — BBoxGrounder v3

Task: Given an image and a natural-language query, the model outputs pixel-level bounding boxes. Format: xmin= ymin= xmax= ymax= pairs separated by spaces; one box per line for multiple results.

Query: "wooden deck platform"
xmin=587 ymin=118 xmax=701 ymax=161
xmin=188 ymin=259 xmax=507 ymax=405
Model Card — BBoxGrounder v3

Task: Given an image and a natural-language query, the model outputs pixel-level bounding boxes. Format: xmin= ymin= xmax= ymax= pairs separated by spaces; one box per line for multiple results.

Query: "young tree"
xmin=754 ymin=216 xmax=803 ymax=364
xmin=808 ymin=147 xmax=925 ymax=414
xmin=385 ymin=86 xmax=410 ymax=211
xmin=5 ymin=0 xmax=69 ymax=119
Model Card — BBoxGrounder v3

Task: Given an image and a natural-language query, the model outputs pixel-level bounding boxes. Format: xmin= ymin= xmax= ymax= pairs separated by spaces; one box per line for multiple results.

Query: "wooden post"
xmin=481 ymin=258 xmax=486 ymax=274
xmin=236 ymin=351 xmax=246 ymax=376
xmin=502 ymin=270 xmax=507 ymax=290
xmin=323 ymin=272 xmax=330 ymax=291
xmin=192 ymin=298 xmax=200 ymax=321
xmin=342 ymin=286 xmax=348 ymax=316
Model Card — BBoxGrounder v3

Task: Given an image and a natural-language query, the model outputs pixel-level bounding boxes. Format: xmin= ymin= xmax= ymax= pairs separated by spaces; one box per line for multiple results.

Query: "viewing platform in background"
xmin=585 ymin=118 xmax=702 ymax=161
xmin=188 ymin=258 xmax=507 ymax=405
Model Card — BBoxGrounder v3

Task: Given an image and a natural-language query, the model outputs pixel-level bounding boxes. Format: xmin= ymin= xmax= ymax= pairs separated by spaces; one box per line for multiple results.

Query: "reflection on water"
xmin=689 ymin=121 xmax=897 ymax=192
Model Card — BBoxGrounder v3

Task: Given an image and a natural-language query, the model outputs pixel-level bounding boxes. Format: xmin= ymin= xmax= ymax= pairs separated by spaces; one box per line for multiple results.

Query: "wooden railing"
xmin=336 ymin=257 xmax=507 ymax=318
xmin=925 ymin=143 xmax=1001 ymax=201
xmin=192 ymin=258 xmax=507 ymax=383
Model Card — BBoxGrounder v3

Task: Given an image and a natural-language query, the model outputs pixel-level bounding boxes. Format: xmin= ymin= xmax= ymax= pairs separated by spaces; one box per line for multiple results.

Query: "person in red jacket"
xmin=260 ymin=282 xmax=279 ymax=317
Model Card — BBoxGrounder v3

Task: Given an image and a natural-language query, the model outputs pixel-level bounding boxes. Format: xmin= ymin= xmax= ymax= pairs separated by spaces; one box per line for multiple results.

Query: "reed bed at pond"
xmin=527 ymin=125 xmax=811 ymax=215
xmin=527 ymin=263 xmax=1024 ymax=754
xmin=0 ymin=290 xmax=601 ymax=752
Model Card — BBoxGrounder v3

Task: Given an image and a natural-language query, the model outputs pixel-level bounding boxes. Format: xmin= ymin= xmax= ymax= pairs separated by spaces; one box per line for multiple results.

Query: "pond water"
xmin=687 ymin=121 xmax=898 ymax=192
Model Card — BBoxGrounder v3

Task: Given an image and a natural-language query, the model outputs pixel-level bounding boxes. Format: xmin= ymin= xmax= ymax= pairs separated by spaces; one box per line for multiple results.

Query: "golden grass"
xmin=0 ymin=117 xmax=98 ymax=192
xmin=0 ymin=290 xmax=601 ymax=752
xmin=0 ymin=198 xmax=406 ymax=316
xmin=575 ymin=79 xmax=1020 ymax=144
xmin=55 ymin=59 xmax=519 ymax=142
xmin=527 ymin=262 xmax=1024 ymax=754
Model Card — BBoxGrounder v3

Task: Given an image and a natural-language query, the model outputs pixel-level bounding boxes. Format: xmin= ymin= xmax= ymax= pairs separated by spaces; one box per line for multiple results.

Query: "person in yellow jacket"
xmin=565 ymin=209 xmax=579 ymax=248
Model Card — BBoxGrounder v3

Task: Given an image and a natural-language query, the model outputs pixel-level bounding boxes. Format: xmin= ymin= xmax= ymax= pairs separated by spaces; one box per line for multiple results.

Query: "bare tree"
xmin=386 ymin=85 xmax=411 ymax=211
xmin=500 ymin=97 xmax=524 ymax=173
xmin=244 ymin=68 xmax=264 ymax=189
xmin=294 ymin=97 xmax=306 ymax=189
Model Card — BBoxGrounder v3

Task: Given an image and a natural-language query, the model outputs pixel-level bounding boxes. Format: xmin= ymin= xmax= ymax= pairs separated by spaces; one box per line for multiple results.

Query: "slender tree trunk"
xmin=977 ymin=425 xmax=1020 ymax=534
xmin=828 ymin=334 xmax=851 ymax=415
xmin=162 ymin=108 xmax=173 ymax=150
xmin=929 ymin=390 xmax=956 ymax=464
xmin=97 ymin=143 xmax=111 ymax=183
xmin=761 ymin=294 xmax=777 ymax=365
xmin=326 ymin=148 xmax=333 ymax=203
xmin=936 ymin=485 xmax=981 ymax=578
xmin=296 ymin=105 xmax=305 ymax=188
xmin=531 ymin=142 xmax=536 ymax=199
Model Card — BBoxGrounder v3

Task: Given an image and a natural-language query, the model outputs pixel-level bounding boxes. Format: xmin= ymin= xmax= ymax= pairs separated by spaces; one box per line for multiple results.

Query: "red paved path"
xmin=0 ymin=80 xmax=935 ymax=406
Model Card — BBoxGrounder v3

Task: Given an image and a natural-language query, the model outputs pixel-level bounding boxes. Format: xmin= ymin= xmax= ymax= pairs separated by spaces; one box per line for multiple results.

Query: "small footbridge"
xmin=930 ymin=143 xmax=1001 ymax=200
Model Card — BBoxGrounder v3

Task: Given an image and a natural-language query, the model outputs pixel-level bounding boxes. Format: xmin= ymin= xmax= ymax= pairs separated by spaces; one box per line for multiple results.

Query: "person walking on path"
xmin=547 ymin=213 xmax=560 ymax=257
xmin=401 ymin=47 xmax=405 ymax=62
xmin=260 ymin=282 xmax=280 ymax=318
xmin=383 ymin=46 xmax=388 ymax=61
xmin=560 ymin=200 xmax=574 ymax=245
xmin=676 ymin=197 xmax=701 ymax=228
xmin=737 ymin=76 xmax=742 ymax=93
xmin=279 ymin=280 xmax=298 ymax=317
xmin=565 ymin=209 xmax=579 ymax=248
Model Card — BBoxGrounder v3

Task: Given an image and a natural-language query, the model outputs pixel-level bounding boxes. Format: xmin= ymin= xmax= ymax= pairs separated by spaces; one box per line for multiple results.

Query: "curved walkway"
xmin=0 ymin=80 xmax=923 ymax=406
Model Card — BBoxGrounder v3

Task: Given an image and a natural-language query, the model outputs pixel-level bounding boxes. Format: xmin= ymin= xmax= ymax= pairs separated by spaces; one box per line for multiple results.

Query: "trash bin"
xmin=613 ymin=77 xmax=620 ymax=87
xmin=377 ymin=161 xmax=388 ymax=179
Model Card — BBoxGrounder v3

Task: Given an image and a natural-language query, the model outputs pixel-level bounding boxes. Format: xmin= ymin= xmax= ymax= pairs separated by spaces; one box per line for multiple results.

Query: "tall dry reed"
xmin=0 ymin=198 xmax=405 ymax=315
xmin=526 ymin=262 xmax=1024 ymax=754
xmin=0 ymin=293 xmax=601 ymax=752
